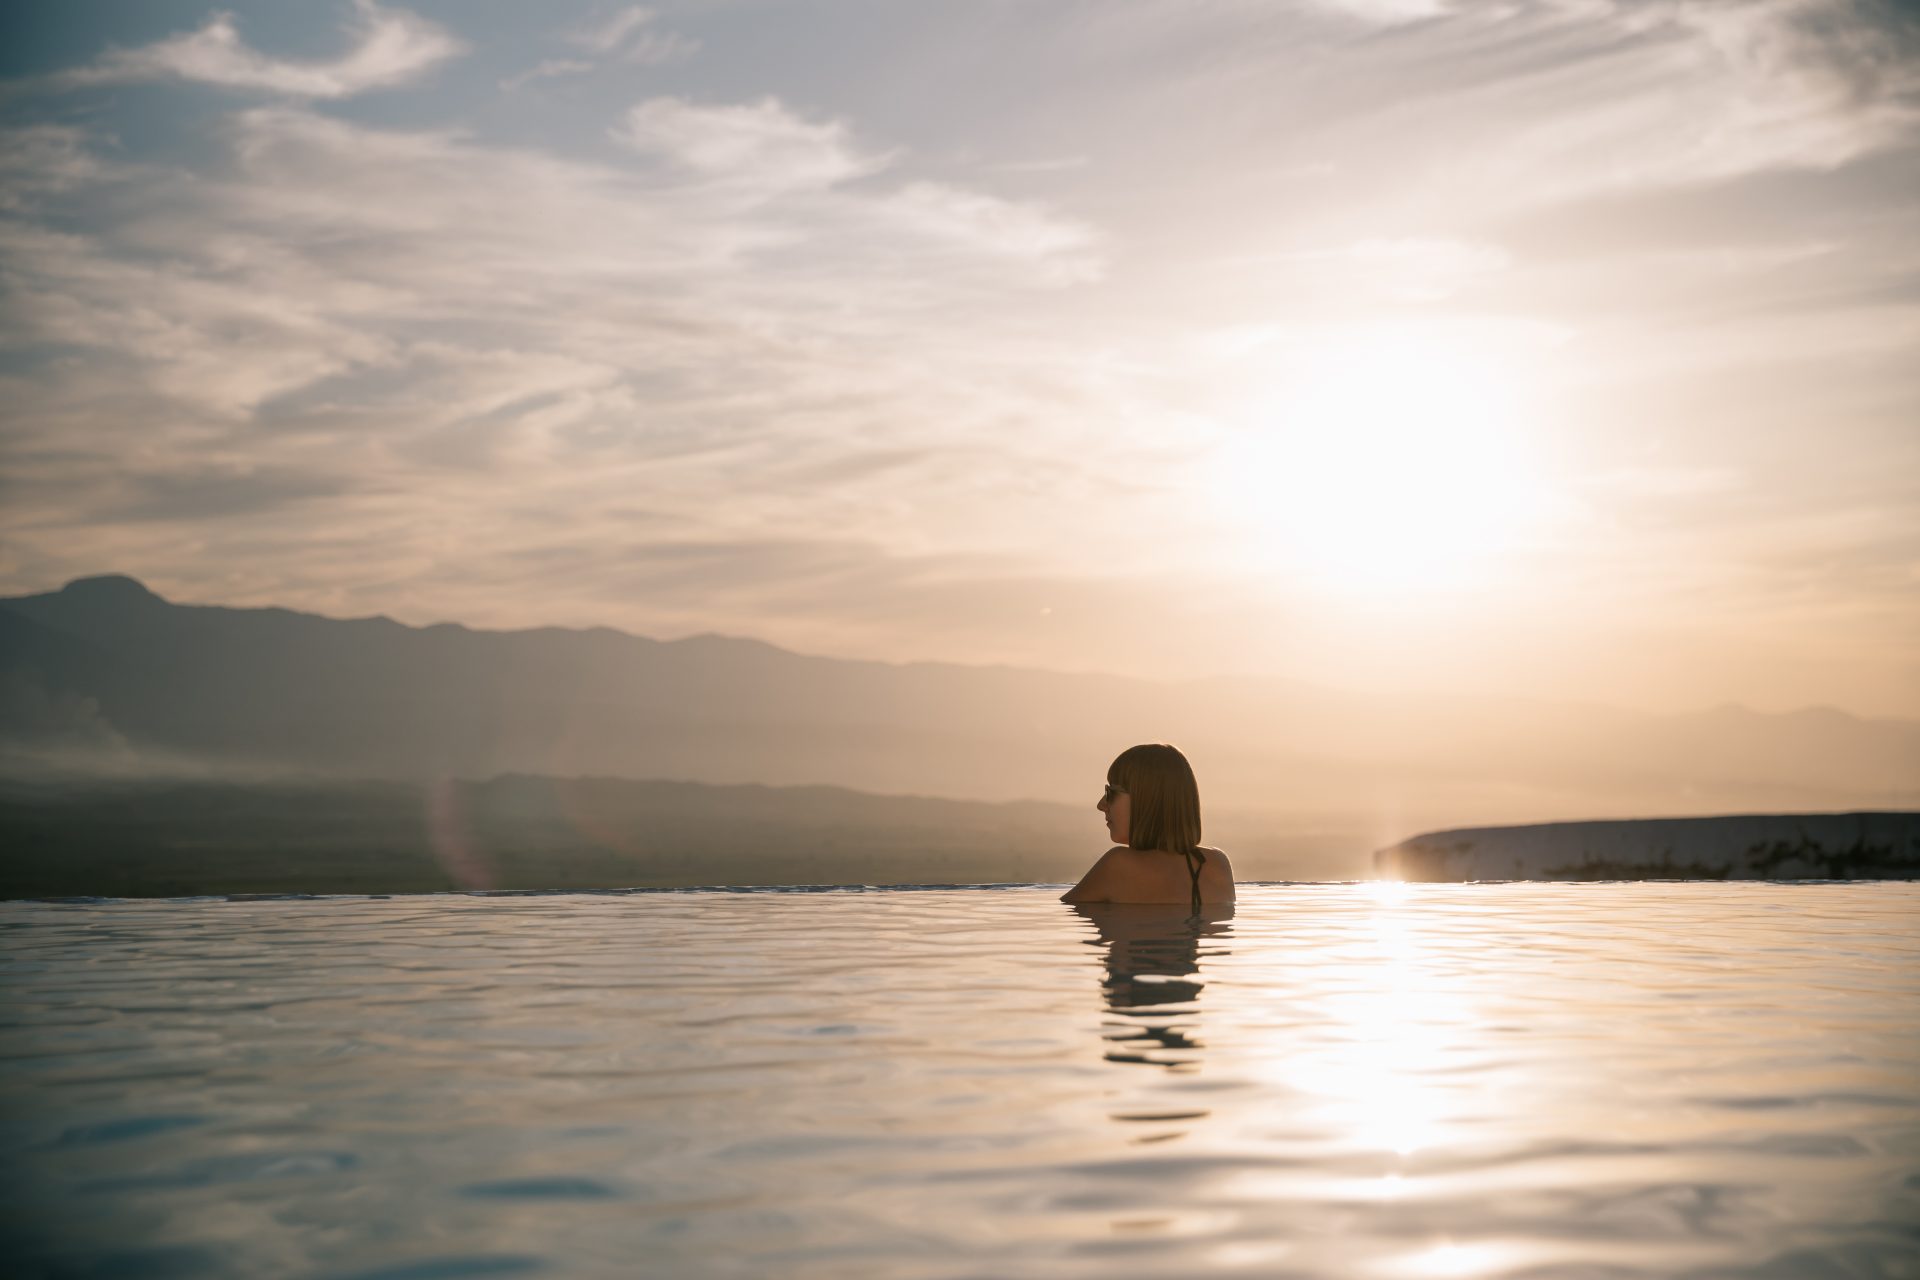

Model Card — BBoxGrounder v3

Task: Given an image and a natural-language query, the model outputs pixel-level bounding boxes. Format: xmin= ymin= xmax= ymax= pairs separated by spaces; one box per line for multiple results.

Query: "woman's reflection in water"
xmin=1072 ymin=903 xmax=1234 ymax=1072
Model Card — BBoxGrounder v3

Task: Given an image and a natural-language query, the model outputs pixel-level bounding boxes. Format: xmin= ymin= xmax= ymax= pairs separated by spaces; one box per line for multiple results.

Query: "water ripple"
xmin=1 ymin=882 xmax=1915 ymax=1279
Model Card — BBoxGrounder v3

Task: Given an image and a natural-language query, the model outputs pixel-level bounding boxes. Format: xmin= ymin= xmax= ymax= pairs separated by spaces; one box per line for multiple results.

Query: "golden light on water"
xmin=1250 ymin=881 xmax=1475 ymax=1160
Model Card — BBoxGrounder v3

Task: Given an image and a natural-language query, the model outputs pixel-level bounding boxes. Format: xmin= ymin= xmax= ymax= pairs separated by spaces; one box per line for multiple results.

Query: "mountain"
xmin=3 ymin=576 xmax=1916 ymax=837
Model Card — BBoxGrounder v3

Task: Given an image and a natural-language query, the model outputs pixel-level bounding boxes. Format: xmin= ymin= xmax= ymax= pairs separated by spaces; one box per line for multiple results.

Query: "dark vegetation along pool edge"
xmin=1375 ymin=812 xmax=1920 ymax=881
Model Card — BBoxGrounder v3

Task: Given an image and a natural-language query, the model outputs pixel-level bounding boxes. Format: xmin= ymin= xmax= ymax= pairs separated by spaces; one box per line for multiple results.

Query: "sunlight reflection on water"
xmin=1 ymin=882 xmax=1916 ymax=1278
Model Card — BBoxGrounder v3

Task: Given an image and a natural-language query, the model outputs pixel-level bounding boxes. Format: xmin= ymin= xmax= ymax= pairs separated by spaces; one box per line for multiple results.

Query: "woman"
xmin=1061 ymin=744 xmax=1235 ymax=908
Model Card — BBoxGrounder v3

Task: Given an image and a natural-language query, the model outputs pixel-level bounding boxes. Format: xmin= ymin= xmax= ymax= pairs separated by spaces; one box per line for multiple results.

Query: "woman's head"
xmin=1099 ymin=743 xmax=1201 ymax=854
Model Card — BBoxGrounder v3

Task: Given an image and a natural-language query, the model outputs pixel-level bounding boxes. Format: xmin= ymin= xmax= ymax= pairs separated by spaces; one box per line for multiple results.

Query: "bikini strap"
xmin=1182 ymin=848 xmax=1205 ymax=913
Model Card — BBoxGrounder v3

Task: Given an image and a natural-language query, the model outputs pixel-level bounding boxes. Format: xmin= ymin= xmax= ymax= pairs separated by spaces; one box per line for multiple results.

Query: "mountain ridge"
xmin=22 ymin=574 xmax=1905 ymax=724
xmin=4 ymin=576 xmax=1915 ymax=826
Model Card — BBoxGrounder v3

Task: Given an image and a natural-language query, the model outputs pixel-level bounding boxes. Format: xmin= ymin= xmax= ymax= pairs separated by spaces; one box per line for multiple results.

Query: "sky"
xmin=1 ymin=0 xmax=1915 ymax=718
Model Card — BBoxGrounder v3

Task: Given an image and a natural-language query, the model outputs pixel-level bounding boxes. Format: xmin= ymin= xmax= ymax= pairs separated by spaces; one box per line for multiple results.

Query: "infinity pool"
xmin=3 ymin=883 xmax=1916 ymax=1278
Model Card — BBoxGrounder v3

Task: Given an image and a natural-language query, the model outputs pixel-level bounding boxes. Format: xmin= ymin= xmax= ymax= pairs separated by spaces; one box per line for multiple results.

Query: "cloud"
xmin=569 ymin=7 xmax=660 ymax=54
xmin=614 ymin=96 xmax=891 ymax=193
xmin=572 ymin=6 xmax=700 ymax=63
xmin=1089 ymin=0 xmax=1919 ymax=217
xmin=1519 ymin=2 xmax=1917 ymax=187
xmin=0 ymin=99 xmax=1109 ymax=631
xmin=0 ymin=126 xmax=103 ymax=208
xmin=880 ymin=182 xmax=1110 ymax=284
xmin=57 ymin=0 xmax=465 ymax=99
xmin=615 ymin=29 xmax=701 ymax=66
xmin=1681 ymin=0 xmax=1920 ymax=110
xmin=504 ymin=6 xmax=698 ymax=87
xmin=0 ymin=214 xmax=395 ymax=419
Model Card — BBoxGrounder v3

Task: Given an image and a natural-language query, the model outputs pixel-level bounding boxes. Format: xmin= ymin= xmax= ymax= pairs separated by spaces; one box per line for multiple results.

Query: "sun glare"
xmin=1209 ymin=329 xmax=1552 ymax=595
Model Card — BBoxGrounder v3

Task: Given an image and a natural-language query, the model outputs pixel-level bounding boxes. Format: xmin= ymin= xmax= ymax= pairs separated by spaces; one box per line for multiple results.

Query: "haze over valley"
xmin=4 ymin=575 xmax=1913 ymax=890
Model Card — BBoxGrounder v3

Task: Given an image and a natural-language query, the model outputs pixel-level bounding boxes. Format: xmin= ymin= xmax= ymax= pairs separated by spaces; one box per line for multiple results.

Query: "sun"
xmin=1207 ymin=328 xmax=1552 ymax=595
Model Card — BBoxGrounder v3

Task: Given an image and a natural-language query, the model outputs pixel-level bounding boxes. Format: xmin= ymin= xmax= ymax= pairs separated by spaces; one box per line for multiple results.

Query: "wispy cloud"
xmin=0 ymin=94 xmax=1110 ymax=645
xmin=502 ymin=7 xmax=698 ymax=90
xmin=570 ymin=7 xmax=659 ymax=54
xmin=566 ymin=5 xmax=699 ymax=63
xmin=614 ymin=96 xmax=892 ymax=192
xmin=1085 ymin=0 xmax=1919 ymax=213
xmin=56 ymin=0 xmax=465 ymax=99
xmin=0 ymin=125 xmax=104 ymax=207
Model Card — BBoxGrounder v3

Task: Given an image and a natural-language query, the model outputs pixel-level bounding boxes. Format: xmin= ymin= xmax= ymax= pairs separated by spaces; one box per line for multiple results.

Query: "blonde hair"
xmin=1107 ymin=743 xmax=1202 ymax=856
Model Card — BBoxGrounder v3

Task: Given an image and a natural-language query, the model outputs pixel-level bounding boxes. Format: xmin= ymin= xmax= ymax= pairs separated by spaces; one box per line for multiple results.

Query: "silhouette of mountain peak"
xmin=59 ymin=574 xmax=165 ymax=604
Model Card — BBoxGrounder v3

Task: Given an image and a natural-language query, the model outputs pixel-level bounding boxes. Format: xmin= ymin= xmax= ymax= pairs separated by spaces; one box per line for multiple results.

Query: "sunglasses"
xmin=1101 ymin=782 xmax=1127 ymax=803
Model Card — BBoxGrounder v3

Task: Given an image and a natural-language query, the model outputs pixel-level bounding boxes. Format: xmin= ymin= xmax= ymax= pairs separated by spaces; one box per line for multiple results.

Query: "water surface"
xmin=3 ymin=883 xmax=1916 ymax=1278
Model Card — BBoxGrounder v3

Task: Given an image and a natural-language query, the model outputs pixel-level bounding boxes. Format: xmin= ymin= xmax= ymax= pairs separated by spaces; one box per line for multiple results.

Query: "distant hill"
xmin=1375 ymin=813 xmax=1920 ymax=880
xmin=3 ymin=576 xmax=1916 ymax=837
xmin=0 ymin=773 xmax=1256 ymax=898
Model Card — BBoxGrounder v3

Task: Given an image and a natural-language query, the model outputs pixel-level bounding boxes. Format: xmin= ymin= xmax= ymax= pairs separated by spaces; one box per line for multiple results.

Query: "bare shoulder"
xmin=1059 ymin=846 xmax=1135 ymax=902
xmin=1199 ymin=846 xmax=1236 ymax=901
